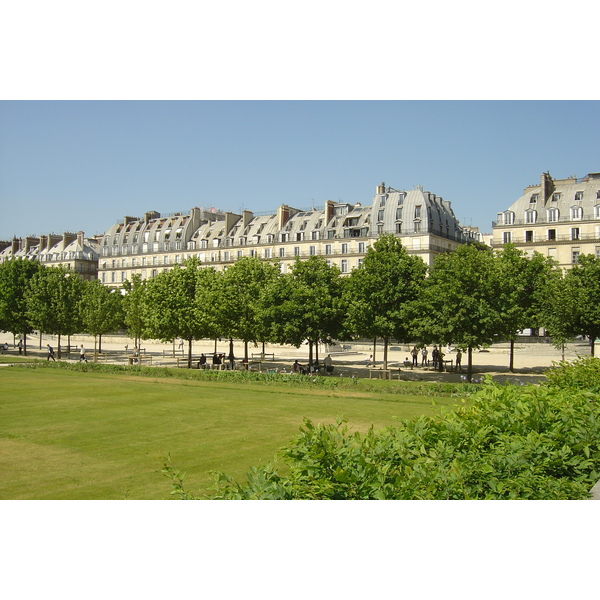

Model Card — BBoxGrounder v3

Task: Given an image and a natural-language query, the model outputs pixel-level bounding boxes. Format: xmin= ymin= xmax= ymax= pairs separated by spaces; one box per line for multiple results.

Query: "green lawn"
xmin=0 ymin=367 xmax=464 ymax=499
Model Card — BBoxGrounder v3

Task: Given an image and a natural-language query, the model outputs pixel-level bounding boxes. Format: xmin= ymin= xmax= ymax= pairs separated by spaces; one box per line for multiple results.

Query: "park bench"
xmin=251 ymin=352 xmax=275 ymax=361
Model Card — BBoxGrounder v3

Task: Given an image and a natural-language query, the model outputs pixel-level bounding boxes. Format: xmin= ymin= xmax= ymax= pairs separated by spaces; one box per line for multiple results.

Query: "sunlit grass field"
xmin=0 ymin=366 xmax=465 ymax=499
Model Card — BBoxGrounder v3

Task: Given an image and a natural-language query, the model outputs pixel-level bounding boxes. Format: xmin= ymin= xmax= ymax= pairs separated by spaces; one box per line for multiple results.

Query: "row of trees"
xmin=2 ymin=235 xmax=600 ymax=379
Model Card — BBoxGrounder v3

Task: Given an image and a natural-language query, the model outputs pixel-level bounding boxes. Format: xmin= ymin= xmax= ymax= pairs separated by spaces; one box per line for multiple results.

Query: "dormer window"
xmin=552 ymin=192 xmax=561 ymax=202
xmin=530 ymin=194 xmax=539 ymax=203
xmin=575 ymin=191 xmax=584 ymax=201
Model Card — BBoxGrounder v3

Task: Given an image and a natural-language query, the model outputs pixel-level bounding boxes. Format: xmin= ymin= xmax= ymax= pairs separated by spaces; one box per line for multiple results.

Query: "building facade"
xmin=0 ymin=231 xmax=100 ymax=280
xmin=492 ymin=171 xmax=600 ymax=268
xmin=97 ymin=183 xmax=473 ymax=287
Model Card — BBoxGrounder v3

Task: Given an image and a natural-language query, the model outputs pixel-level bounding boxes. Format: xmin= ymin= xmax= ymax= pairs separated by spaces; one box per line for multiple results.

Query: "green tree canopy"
xmin=219 ymin=256 xmax=280 ymax=362
xmin=494 ymin=245 xmax=560 ymax=370
xmin=262 ymin=256 xmax=344 ymax=365
xmin=143 ymin=258 xmax=220 ymax=367
xmin=542 ymin=254 xmax=600 ymax=355
xmin=413 ymin=244 xmax=502 ymax=381
xmin=0 ymin=259 xmax=43 ymax=353
xmin=80 ymin=279 xmax=124 ymax=354
xmin=344 ymin=235 xmax=427 ymax=369
xmin=26 ymin=265 xmax=85 ymax=358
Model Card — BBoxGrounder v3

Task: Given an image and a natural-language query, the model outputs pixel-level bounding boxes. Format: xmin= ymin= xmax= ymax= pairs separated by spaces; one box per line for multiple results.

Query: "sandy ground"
xmin=1 ymin=331 xmax=594 ymax=384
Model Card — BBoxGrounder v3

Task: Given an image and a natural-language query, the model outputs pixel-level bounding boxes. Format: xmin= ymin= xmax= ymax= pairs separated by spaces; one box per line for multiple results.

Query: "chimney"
xmin=47 ymin=234 xmax=62 ymax=251
xmin=77 ymin=231 xmax=85 ymax=248
xmin=123 ymin=216 xmax=137 ymax=226
xmin=39 ymin=235 xmax=48 ymax=252
xmin=278 ymin=205 xmax=291 ymax=229
xmin=62 ymin=232 xmax=77 ymax=247
xmin=376 ymin=182 xmax=386 ymax=195
xmin=224 ymin=212 xmax=242 ymax=235
xmin=541 ymin=171 xmax=554 ymax=203
xmin=11 ymin=238 xmax=19 ymax=254
xmin=325 ymin=200 xmax=336 ymax=223
xmin=144 ymin=211 xmax=160 ymax=223
xmin=242 ymin=210 xmax=254 ymax=229
xmin=24 ymin=236 xmax=40 ymax=253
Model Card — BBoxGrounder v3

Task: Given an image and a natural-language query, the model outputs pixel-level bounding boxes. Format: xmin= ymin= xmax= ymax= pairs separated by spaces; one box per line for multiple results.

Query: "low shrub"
xmin=165 ymin=380 xmax=600 ymax=500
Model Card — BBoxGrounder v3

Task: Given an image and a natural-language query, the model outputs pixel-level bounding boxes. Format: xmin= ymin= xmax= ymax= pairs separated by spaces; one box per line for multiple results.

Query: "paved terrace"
xmin=1 ymin=333 xmax=593 ymax=384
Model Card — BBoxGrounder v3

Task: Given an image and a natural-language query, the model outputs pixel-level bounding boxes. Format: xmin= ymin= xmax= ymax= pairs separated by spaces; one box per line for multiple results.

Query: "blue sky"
xmin=1 ymin=100 xmax=599 ymax=240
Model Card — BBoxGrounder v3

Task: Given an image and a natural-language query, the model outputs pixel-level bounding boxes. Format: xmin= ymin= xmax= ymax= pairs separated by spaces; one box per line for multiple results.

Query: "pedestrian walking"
xmin=47 ymin=344 xmax=56 ymax=362
xmin=79 ymin=344 xmax=88 ymax=363
xmin=421 ymin=346 xmax=428 ymax=367
xmin=17 ymin=339 xmax=23 ymax=355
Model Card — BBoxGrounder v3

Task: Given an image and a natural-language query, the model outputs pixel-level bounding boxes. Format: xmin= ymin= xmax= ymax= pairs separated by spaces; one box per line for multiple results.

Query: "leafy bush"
xmin=545 ymin=356 xmax=600 ymax=393
xmin=166 ymin=379 xmax=600 ymax=500
xmin=9 ymin=360 xmax=472 ymax=397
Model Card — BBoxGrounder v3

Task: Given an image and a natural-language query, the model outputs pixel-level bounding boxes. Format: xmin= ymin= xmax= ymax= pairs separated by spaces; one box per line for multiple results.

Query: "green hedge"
xmin=165 ymin=362 xmax=600 ymax=500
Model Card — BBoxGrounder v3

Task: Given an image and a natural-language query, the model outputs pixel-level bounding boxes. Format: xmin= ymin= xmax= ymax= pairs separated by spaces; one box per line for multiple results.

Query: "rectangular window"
xmin=294 ymin=247 xmax=300 ymax=256
xmin=325 ymin=244 xmax=332 ymax=255
xmin=552 ymin=192 xmax=561 ymax=202
xmin=571 ymin=227 xmax=580 ymax=240
xmin=547 ymin=229 xmax=556 ymax=240
xmin=296 ymin=232 xmax=303 ymax=241
xmin=237 ymin=250 xmax=243 ymax=259
xmin=575 ymin=191 xmax=583 ymax=201
xmin=311 ymin=231 xmax=319 ymax=240
xmin=278 ymin=247 xmax=285 ymax=258
xmin=377 ymin=224 xmax=384 ymax=234
xmin=341 ymin=243 xmax=348 ymax=254
xmin=414 ymin=222 xmax=421 ymax=233
xmin=223 ymin=251 xmax=230 ymax=261
xmin=525 ymin=231 xmax=534 ymax=242
xmin=572 ymin=248 xmax=580 ymax=264
xmin=396 ymin=208 xmax=403 ymax=220
xmin=309 ymin=246 xmax=316 ymax=256
xmin=378 ymin=210 xmax=384 ymax=221
xmin=340 ymin=259 xmax=348 ymax=273
xmin=530 ymin=194 xmax=539 ymax=203
xmin=358 ymin=242 xmax=365 ymax=253
xmin=596 ymin=246 xmax=600 ymax=259
xmin=263 ymin=248 xmax=271 ymax=259
xmin=503 ymin=232 xmax=512 ymax=244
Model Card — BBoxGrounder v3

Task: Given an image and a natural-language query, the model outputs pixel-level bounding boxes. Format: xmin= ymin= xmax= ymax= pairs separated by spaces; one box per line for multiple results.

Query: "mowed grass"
xmin=0 ymin=367 xmax=464 ymax=499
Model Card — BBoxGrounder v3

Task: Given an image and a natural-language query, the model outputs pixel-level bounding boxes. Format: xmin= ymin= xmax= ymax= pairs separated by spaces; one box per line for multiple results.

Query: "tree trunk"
xmin=94 ymin=335 xmax=98 ymax=362
xmin=315 ymin=340 xmax=319 ymax=366
xmin=99 ymin=333 xmax=103 ymax=354
xmin=509 ymin=338 xmax=514 ymax=372
xmin=467 ymin=346 xmax=473 ymax=382
xmin=188 ymin=337 xmax=193 ymax=369
xmin=308 ymin=340 xmax=314 ymax=366
xmin=57 ymin=334 xmax=62 ymax=359
xmin=590 ymin=335 xmax=595 ymax=357
xmin=373 ymin=337 xmax=377 ymax=365
xmin=244 ymin=340 xmax=249 ymax=365
xmin=383 ymin=336 xmax=389 ymax=370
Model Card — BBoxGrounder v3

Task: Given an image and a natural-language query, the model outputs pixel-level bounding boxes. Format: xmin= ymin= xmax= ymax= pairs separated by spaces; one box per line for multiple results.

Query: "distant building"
xmin=492 ymin=171 xmax=600 ymax=268
xmin=98 ymin=183 xmax=473 ymax=287
xmin=0 ymin=231 xmax=100 ymax=280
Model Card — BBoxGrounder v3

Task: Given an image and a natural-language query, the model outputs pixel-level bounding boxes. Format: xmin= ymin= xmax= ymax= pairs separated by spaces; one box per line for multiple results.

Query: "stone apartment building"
xmin=0 ymin=231 xmax=100 ymax=280
xmin=492 ymin=171 xmax=600 ymax=268
xmin=97 ymin=183 xmax=473 ymax=287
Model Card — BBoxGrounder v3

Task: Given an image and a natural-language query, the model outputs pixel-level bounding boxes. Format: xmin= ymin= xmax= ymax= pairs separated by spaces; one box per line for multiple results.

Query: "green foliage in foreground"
xmin=166 ymin=366 xmax=600 ymax=499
